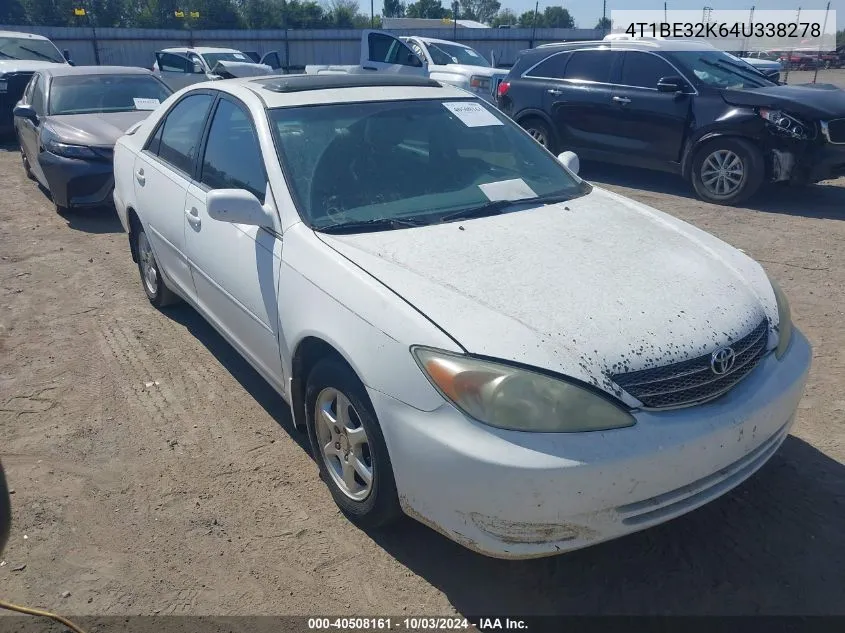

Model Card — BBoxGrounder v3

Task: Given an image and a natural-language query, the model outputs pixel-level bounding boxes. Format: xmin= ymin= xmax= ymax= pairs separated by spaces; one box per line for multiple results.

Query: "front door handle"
xmin=185 ymin=207 xmax=201 ymax=229
xmin=547 ymin=88 xmax=563 ymax=96
xmin=612 ymin=95 xmax=632 ymax=105
xmin=135 ymin=168 xmax=145 ymax=185
xmin=362 ymin=66 xmax=378 ymax=71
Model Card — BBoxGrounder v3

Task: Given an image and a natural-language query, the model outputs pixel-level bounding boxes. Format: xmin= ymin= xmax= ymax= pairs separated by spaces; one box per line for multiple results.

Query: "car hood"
xmin=721 ymin=84 xmax=845 ymax=118
xmin=742 ymin=58 xmax=781 ymax=70
xmin=317 ymin=187 xmax=778 ymax=403
xmin=45 ymin=111 xmax=151 ymax=147
xmin=0 ymin=59 xmax=68 ymax=74
xmin=434 ymin=63 xmax=507 ymax=78
xmin=211 ymin=60 xmax=273 ymax=78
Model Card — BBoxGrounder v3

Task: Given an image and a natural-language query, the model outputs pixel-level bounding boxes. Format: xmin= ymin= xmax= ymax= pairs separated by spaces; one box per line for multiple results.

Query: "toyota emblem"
xmin=710 ymin=347 xmax=736 ymax=375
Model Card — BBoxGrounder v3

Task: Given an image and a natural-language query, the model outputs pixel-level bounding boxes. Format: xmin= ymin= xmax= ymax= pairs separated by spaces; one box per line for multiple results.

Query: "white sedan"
xmin=112 ymin=74 xmax=811 ymax=559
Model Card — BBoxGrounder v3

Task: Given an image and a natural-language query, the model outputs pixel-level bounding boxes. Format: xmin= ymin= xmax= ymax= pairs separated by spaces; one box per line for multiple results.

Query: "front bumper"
xmin=38 ymin=151 xmax=114 ymax=209
xmin=374 ymin=329 xmax=811 ymax=559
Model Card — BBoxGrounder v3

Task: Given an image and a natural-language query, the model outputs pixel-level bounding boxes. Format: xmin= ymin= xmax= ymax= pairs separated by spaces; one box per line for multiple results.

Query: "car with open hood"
xmin=497 ymin=38 xmax=845 ymax=205
xmin=152 ymin=47 xmax=277 ymax=90
xmin=14 ymin=65 xmax=172 ymax=213
xmin=0 ymin=30 xmax=70 ymax=136
xmin=111 ymin=74 xmax=810 ymax=559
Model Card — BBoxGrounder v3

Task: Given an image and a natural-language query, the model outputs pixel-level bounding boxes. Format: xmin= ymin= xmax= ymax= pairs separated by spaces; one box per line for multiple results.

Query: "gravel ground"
xmin=0 ymin=127 xmax=844 ymax=618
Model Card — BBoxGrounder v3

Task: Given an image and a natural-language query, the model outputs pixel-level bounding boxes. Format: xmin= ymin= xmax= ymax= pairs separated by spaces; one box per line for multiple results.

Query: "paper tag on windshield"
xmin=478 ymin=179 xmax=536 ymax=202
xmin=133 ymin=98 xmax=160 ymax=111
xmin=234 ymin=53 xmax=246 ymax=60
xmin=442 ymin=101 xmax=503 ymax=127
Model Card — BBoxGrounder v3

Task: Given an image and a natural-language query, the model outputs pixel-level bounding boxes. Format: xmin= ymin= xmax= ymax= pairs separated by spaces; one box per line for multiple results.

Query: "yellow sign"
xmin=174 ymin=10 xmax=185 ymax=17
xmin=73 ymin=8 xmax=86 ymax=15
xmin=189 ymin=11 xmax=200 ymax=17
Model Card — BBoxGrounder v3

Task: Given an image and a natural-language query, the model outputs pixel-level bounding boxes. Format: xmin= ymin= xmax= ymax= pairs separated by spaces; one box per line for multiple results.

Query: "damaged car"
xmin=152 ymin=47 xmax=279 ymax=90
xmin=497 ymin=39 xmax=845 ymax=205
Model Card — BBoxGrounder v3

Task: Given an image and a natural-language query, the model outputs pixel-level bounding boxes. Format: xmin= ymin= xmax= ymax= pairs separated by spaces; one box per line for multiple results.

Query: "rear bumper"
xmin=38 ymin=151 xmax=114 ymax=208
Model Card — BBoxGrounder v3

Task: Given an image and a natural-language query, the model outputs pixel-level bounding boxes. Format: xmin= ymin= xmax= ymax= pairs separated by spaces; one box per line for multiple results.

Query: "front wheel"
xmin=20 ymin=145 xmax=34 ymax=180
xmin=305 ymin=358 xmax=402 ymax=529
xmin=690 ymin=138 xmax=764 ymax=206
xmin=136 ymin=226 xmax=178 ymax=307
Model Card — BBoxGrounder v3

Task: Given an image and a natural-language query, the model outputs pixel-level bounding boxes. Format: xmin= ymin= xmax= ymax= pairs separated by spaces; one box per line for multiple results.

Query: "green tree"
xmin=837 ymin=29 xmax=844 ymax=47
xmin=405 ymin=0 xmax=447 ymax=19
xmin=595 ymin=16 xmax=610 ymax=30
xmin=489 ymin=8 xmax=516 ymax=27
xmin=383 ymin=0 xmax=404 ymax=18
xmin=457 ymin=0 xmax=498 ymax=24
xmin=283 ymin=0 xmax=326 ymax=28
xmin=542 ymin=6 xmax=572 ymax=28
xmin=517 ymin=8 xmax=541 ymax=28
xmin=23 ymin=0 xmax=77 ymax=26
xmin=0 ymin=0 xmax=29 ymax=24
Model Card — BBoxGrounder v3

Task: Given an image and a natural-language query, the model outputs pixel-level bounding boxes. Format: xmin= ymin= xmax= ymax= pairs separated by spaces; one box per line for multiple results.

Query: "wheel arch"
xmin=681 ymin=132 xmax=762 ymax=180
xmin=514 ymin=108 xmax=554 ymax=129
xmin=127 ymin=206 xmax=141 ymax=263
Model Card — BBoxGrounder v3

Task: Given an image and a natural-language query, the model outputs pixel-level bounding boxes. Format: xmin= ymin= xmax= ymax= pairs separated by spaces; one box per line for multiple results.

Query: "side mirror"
xmin=13 ymin=104 xmax=38 ymax=125
xmin=657 ymin=76 xmax=687 ymax=93
xmin=63 ymin=49 xmax=72 ymax=61
xmin=206 ymin=189 xmax=275 ymax=228
xmin=192 ymin=61 xmax=204 ymax=74
xmin=557 ymin=150 xmax=580 ymax=176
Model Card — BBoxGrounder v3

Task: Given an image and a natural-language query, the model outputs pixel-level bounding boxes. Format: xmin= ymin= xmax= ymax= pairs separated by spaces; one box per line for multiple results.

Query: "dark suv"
xmin=497 ymin=39 xmax=845 ymax=205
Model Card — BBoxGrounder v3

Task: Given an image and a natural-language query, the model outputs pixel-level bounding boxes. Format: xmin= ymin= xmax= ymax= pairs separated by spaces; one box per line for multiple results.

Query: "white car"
xmin=152 ymin=47 xmax=276 ymax=90
xmin=112 ymin=74 xmax=811 ymax=559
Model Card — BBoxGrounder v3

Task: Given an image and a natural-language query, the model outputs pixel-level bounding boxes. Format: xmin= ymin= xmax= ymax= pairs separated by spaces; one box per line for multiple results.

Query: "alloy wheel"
xmin=137 ymin=231 xmax=159 ymax=296
xmin=700 ymin=149 xmax=745 ymax=198
xmin=527 ymin=127 xmax=548 ymax=147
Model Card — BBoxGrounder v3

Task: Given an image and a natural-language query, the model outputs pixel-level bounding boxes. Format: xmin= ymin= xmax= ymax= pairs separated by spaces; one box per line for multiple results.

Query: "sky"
xmin=376 ymin=0 xmax=844 ymax=30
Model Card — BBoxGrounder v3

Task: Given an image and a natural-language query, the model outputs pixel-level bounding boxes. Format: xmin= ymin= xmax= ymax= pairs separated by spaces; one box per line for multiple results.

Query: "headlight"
xmin=412 ymin=347 xmax=635 ymax=433
xmin=758 ymin=108 xmax=814 ymax=140
xmin=44 ymin=138 xmax=99 ymax=160
xmin=768 ymin=277 xmax=793 ymax=359
xmin=469 ymin=75 xmax=491 ymax=91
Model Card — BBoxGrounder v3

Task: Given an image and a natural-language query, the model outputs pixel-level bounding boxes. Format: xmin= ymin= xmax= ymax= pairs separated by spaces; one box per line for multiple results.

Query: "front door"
xmin=18 ymin=74 xmax=46 ymax=184
xmin=183 ymin=96 xmax=284 ymax=389
xmin=134 ymin=92 xmax=215 ymax=301
xmin=360 ymin=31 xmax=427 ymax=75
xmin=155 ymin=52 xmax=206 ymax=90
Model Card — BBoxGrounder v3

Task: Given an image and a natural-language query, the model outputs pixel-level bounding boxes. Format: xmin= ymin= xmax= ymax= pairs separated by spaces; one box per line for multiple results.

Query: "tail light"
xmin=497 ymin=81 xmax=510 ymax=97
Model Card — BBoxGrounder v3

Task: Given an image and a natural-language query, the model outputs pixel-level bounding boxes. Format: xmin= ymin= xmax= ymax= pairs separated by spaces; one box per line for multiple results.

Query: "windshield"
xmin=0 ymin=37 xmax=65 ymax=63
xmin=426 ymin=42 xmax=489 ymax=67
xmin=49 ymin=74 xmax=173 ymax=115
xmin=270 ymin=99 xmax=589 ymax=232
xmin=203 ymin=52 xmax=254 ymax=67
xmin=669 ymin=50 xmax=775 ymax=89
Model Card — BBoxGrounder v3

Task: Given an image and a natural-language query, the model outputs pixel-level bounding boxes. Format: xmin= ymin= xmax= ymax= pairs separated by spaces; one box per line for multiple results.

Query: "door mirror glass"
xmin=13 ymin=104 xmax=38 ymax=124
xmin=656 ymin=76 xmax=686 ymax=92
xmin=206 ymin=189 xmax=274 ymax=228
xmin=557 ymin=151 xmax=579 ymax=175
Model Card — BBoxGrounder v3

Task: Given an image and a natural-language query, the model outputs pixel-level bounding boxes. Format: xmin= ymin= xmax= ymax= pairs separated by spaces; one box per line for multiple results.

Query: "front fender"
xmin=681 ymin=111 xmax=764 ymax=178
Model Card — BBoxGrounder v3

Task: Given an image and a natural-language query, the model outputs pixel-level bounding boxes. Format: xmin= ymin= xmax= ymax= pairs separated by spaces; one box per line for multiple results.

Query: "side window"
xmin=200 ymin=99 xmax=266 ymax=203
xmin=620 ymin=52 xmax=677 ymax=89
xmin=368 ymin=33 xmax=394 ymax=62
xmin=525 ymin=52 xmax=570 ymax=79
xmin=153 ymin=93 xmax=214 ymax=174
xmin=31 ymin=76 xmax=46 ymax=115
xmin=23 ymin=74 xmax=38 ymax=103
xmin=368 ymin=33 xmax=422 ymax=67
xmin=157 ymin=52 xmax=191 ymax=73
xmin=263 ymin=52 xmax=281 ymax=69
xmin=147 ymin=122 xmax=164 ymax=156
xmin=563 ymin=50 xmax=618 ymax=83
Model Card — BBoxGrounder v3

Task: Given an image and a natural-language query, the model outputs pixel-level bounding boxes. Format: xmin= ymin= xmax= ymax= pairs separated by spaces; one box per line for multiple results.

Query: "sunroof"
xmin=256 ymin=74 xmax=442 ymax=93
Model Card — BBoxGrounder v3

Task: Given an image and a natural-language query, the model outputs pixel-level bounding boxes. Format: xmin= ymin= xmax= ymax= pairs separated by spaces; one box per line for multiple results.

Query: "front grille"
xmin=611 ymin=318 xmax=770 ymax=409
xmin=69 ymin=173 xmax=112 ymax=199
xmin=823 ymin=118 xmax=845 ymax=144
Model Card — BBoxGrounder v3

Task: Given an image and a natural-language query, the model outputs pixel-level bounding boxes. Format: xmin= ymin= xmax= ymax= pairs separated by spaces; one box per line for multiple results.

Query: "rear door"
xmin=610 ymin=51 xmax=691 ymax=165
xmin=360 ymin=31 xmax=427 ymax=75
xmin=539 ymin=49 xmax=623 ymax=155
xmin=155 ymin=52 xmax=205 ymax=90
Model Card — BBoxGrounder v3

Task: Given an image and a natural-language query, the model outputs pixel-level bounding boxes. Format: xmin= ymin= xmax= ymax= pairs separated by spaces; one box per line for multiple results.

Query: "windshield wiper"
xmin=314 ymin=217 xmax=428 ymax=234
xmin=438 ymin=192 xmax=577 ymax=224
xmin=700 ymin=58 xmax=769 ymax=84
xmin=0 ymin=51 xmax=16 ymax=60
xmin=19 ymin=46 xmax=60 ymax=62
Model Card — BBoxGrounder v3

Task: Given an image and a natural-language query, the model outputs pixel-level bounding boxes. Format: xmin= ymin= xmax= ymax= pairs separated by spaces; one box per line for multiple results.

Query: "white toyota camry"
xmin=112 ymin=74 xmax=811 ymax=559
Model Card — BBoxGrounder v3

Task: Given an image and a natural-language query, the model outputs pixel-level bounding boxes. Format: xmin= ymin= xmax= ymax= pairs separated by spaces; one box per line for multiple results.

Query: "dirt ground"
xmin=1 ymin=114 xmax=844 ymax=617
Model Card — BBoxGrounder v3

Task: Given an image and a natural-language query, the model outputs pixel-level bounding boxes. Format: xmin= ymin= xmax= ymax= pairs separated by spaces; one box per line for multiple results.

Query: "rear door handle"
xmin=135 ymin=168 xmax=145 ymax=185
xmin=185 ymin=207 xmax=201 ymax=229
xmin=546 ymin=88 xmax=563 ymax=96
xmin=612 ymin=95 xmax=632 ymax=105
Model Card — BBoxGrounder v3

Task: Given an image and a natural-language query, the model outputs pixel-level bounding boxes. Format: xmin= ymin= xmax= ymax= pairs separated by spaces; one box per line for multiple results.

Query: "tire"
xmin=520 ymin=117 xmax=558 ymax=154
xmin=20 ymin=145 xmax=34 ymax=181
xmin=305 ymin=358 xmax=402 ymax=529
xmin=135 ymin=226 xmax=178 ymax=308
xmin=690 ymin=138 xmax=764 ymax=206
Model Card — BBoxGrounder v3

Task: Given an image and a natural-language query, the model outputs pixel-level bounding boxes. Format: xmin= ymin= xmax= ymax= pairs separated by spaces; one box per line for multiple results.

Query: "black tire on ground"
xmin=135 ymin=226 xmax=178 ymax=308
xmin=305 ymin=358 xmax=402 ymax=530
xmin=690 ymin=137 xmax=765 ymax=206
xmin=20 ymin=145 xmax=34 ymax=180
xmin=520 ymin=117 xmax=558 ymax=154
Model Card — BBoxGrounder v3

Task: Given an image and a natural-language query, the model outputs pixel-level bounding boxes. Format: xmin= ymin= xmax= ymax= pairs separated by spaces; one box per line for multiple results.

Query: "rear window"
xmin=525 ymin=52 xmax=569 ymax=79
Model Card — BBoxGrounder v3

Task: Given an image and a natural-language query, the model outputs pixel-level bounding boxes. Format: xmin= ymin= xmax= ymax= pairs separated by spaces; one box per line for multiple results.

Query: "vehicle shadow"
xmin=367 ymin=435 xmax=845 ymax=615
xmin=584 ymin=162 xmax=845 ymax=221
xmin=160 ymin=303 xmax=312 ymax=458
xmin=60 ymin=205 xmax=125 ymax=234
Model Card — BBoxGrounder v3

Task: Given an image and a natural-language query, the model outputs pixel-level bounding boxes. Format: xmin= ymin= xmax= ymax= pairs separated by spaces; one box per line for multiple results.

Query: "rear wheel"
xmin=520 ymin=117 xmax=557 ymax=154
xmin=136 ymin=227 xmax=178 ymax=307
xmin=690 ymin=138 xmax=764 ymax=206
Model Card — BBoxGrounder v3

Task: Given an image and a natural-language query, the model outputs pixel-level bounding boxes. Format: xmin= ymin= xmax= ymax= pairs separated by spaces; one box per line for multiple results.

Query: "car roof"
xmin=535 ymin=38 xmax=717 ymax=53
xmin=197 ymin=74 xmax=472 ymax=108
xmin=161 ymin=47 xmax=243 ymax=55
xmin=40 ymin=65 xmax=154 ymax=77
xmin=0 ymin=30 xmax=52 ymax=41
